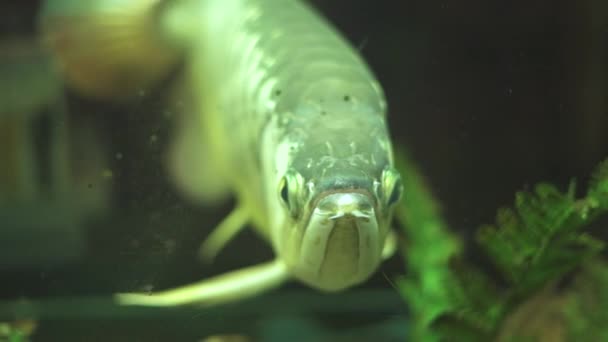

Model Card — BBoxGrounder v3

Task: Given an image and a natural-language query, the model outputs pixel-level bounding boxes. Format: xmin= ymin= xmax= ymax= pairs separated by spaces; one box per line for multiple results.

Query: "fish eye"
xmin=279 ymin=177 xmax=290 ymax=208
xmin=387 ymin=177 xmax=403 ymax=206
xmin=277 ymin=169 xmax=304 ymax=217
xmin=382 ymin=167 xmax=403 ymax=207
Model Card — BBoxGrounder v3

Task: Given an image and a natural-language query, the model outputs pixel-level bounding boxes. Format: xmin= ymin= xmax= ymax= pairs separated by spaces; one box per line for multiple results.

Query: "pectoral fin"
xmin=166 ymin=81 xmax=232 ymax=204
xmin=115 ymin=259 xmax=289 ymax=307
xmin=198 ymin=204 xmax=249 ymax=263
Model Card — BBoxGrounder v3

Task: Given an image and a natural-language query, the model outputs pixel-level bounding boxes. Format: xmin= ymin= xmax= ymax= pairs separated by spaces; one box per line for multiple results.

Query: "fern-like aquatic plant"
xmin=395 ymin=150 xmax=608 ymax=341
xmin=476 ymin=180 xmax=605 ymax=298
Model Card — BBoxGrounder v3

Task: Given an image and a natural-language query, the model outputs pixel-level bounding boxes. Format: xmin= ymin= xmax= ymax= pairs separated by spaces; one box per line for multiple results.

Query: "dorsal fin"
xmin=39 ymin=0 xmax=184 ymax=101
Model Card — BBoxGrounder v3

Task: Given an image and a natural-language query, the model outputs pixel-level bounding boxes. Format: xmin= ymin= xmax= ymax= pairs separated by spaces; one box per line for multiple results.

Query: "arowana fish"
xmin=40 ymin=0 xmax=402 ymax=306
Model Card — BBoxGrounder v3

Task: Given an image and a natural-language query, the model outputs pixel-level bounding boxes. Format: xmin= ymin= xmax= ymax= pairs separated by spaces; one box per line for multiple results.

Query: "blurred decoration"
xmin=0 ymin=319 xmax=37 ymax=342
xmin=395 ymin=149 xmax=608 ymax=341
xmin=0 ymin=37 xmax=109 ymax=270
xmin=38 ymin=0 xmax=180 ymax=101
xmin=201 ymin=334 xmax=252 ymax=342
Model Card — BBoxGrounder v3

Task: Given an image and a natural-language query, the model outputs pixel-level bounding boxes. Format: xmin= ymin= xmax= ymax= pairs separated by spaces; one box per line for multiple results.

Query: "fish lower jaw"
xmin=292 ymin=193 xmax=382 ymax=290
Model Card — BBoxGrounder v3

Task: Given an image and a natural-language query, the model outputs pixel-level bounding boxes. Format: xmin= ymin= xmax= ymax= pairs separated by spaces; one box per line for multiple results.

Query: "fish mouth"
xmin=296 ymin=192 xmax=381 ymax=291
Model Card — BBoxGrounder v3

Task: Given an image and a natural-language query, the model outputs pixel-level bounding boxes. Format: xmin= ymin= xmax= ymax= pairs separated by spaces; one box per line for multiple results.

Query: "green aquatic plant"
xmin=395 ymin=150 xmax=608 ymax=341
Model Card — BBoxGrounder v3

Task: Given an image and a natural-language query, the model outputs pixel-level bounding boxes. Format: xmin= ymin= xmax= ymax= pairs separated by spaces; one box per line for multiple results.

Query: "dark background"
xmin=1 ymin=0 xmax=608 ymax=340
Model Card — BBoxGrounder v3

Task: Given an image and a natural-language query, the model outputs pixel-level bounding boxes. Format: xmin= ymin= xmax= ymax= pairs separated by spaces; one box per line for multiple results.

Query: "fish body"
xmin=41 ymin=0 xmax=402 ymax=304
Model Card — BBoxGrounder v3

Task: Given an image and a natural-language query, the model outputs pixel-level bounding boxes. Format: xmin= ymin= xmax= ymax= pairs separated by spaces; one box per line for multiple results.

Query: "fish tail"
xmin=39 ymin=0 xmax=184 ymax=101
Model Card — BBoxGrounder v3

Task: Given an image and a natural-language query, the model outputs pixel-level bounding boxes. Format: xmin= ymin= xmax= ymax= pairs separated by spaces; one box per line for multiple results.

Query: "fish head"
xmin=272 ymin=125 xmax=402 ymax=291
